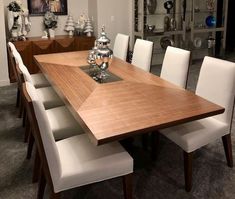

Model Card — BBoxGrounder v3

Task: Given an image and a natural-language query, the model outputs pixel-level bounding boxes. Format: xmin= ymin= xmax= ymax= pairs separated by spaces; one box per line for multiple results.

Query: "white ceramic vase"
xmin=49 ymin=29 xmax=55 ymax=38
xmin=69 ymin=30 xmax=73 ymax=37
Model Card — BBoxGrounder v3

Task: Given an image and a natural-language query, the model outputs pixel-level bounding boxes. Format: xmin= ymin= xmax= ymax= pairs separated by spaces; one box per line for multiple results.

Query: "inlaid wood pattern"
xmin=54 ymin=38 xmax=75 ymax=52
xmin=34 ymin=51 xmax=224 ymax=145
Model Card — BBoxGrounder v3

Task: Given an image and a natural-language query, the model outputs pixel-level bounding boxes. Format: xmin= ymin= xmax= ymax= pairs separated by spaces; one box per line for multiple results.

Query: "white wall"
xmin=4 ymin=0 xmax=88 ymax=37
xmin=0 ymin=0 xmax=133 ymax=87
xmin=89 ymin=0 xmax=132 ymax=48
xmin=0 ymin=0 xmax=9 ymax=86
xmin=88 ymin=0 xmax=98 ymax=37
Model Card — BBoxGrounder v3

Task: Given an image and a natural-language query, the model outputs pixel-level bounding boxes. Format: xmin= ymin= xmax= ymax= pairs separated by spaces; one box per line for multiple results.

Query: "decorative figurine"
xmin=193 ymin=37 xmax=202 ymax=48
xmin=87 ymin=26 xmax=113 ymax=81
xmin=147 ymin=0 xmax=157 ymax=14
xmin=207 ymin=36 xmax=215 ymax=49
xmin=164 ymin=15 xmax=170 ymax=31
xmin=43 ymin=11 xmax=58 ymax=38
xmin=160 ymin=36 xmax=174 ymax=49
xmin=164 ymin=0 xmax=174 ymax=14
xmin=75 ymin=13 xmax=87 ymax=35
xmin=205 ymin=15 xmax=216 ymax=27
xmin=206 ymin=0 xmax=215 ymax=12
xmin=64 ymin=15 xmax=75 ymax=36
xmin=84 ymin=18 xmax=94 ymax=37
xmin=41 ymin=30 xmax=48 ymax=39
xmin=7 ymin=0 xmax=31 ymax=41
xmin=170 ymin=18 xmax=176 ymax=31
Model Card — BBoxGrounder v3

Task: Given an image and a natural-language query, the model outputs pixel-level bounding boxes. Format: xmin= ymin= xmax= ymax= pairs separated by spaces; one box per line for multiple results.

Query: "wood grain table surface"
xmin=34 ymin=51 xmax=224 ymax=145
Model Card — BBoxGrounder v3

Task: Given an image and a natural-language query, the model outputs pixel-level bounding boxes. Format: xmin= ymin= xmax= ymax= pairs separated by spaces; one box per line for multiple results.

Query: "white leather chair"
xmin=11 ymin=43 xmax=50 ymax=89
xmin=113 ymin=33 xmax=130 ymax=61
xmin=8 ymin=42 xmax=17 ymax=53
xmin=7 ymin=42 xmax=21 ymax=107
xmin=131 ymin=39 xmax=153 ymax=72
xmin=160 ymin=46 xmax=191 ymax=88
xmin=160 ymin=56 xmax=235 ymax=191
xmin=18 ymin=62 xmax=64 ymax=110
xmin=26 ymin=82 xmax=133 ymax=199
xmin=25 ymin=82 xmax=83 ymax=141
xmin=24 ymin=82 xmax=84 ymax=164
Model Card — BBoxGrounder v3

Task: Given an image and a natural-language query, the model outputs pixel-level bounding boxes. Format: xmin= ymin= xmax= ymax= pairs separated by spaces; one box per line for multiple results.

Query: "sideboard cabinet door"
xmin=54 ymin=37 xmax=75 ymax=53
xmin=9 ymin=36 xmax=95 ymax=82
xmin=75 ymin=36 xmax=96 ymax=51
xmin=13 ymin=40 xmax=32 ymax=73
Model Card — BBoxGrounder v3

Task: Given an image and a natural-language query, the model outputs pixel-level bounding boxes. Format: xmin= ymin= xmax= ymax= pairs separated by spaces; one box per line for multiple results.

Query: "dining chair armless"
xmin=113 ymin=33 xmax=130 ymax=61
xmin=25 ymin=82 xmax=134 ymax=199
xmin=7 ymin=42 xmax=21 ymax=107
xmin=24 ymin=82 xmax=85 ymax=183
xmin=8 ymin=41 xmax=17 ymax=53
xmin=16 ymin=61 xmax=63 ymax=144
xmin=18 ymin=62 xmax=64 ymax=110
xmin=12 ymin=48 xmax=50 ymax=89
xmin=159 ymin=56 xmax=235 ymax=191
xmin=160 ymin=46 xmax=191 ymax=88
xmin=131 ymin=39 xmax=153 ymax=72
xmin=25 ymin=82 xmax=83 ymax=140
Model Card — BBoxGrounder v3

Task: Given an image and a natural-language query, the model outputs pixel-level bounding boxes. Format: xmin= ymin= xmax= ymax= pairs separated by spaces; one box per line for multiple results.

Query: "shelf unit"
xmin=133 ymin=0 xmax=187 ymax=65
xmin=132 ymin=0 xmax=228 ymax=63
xmin=190 ymin=0 xmax=228 ymax=57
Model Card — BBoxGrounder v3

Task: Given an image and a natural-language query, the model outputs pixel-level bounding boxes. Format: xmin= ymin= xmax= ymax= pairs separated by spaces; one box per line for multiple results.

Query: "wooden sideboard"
xmin=8 ymin=35 xmax=95 ymax=82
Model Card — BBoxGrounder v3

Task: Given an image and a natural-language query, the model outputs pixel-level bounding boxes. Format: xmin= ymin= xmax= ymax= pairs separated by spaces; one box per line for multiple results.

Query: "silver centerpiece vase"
xmin=94 ymin=26 xmax=113 ymax=80
xmin=147 ymin=0 xmax=157 ymax=14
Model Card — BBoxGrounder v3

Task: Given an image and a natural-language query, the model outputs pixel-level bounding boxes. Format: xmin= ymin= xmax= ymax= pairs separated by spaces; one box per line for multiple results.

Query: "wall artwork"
xmin=28 ymin=0 xmax=67 ymax=16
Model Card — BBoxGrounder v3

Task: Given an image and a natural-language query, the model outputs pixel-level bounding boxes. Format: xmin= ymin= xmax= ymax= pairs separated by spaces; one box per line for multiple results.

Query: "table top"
xmin=34 ymin=51 xmax=224 ymax=145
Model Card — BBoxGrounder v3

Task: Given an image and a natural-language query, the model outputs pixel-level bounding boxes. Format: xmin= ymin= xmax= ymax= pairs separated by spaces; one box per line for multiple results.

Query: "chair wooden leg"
xmin=151 ymin=132 xmax=160 ymax=161
xmin=184 ymin=151 xmax=193 ymax=192
xmin=16 ymin=87 xmax=20 ymax=107
xmin=24 ymin=115 xmax=30 ymax=143
xmin=33 ymin=149 xmax=41 ymax=183
xmin=142 ymin=134 xmax=149 ymax=150
xmin=50 ymin=192 xmax=61 ymax=199
xmin=27 ymin=130 xmax=34 ymax=160
xmin=22 ymin=108 xmax=26 ymax=127
xmin=18 ymin=95 xmax=23 ymax=118
xmin=123 ymin=173 xmax=132 ymax=199
xmin=222 ymin=134 xmax=233 ymax=168
xmin=37 ymin=172 xmax=46 ymax=199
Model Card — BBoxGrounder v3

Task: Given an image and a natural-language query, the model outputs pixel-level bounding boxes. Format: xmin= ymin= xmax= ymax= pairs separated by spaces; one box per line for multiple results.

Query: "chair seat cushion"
xmin=55 ymin=134 xmax=133 ymax=192
xmin=36 ymin=87 xmax=64 ymax=109
xmin=46 ymin=106 xmax=84 ymax=140
xmin=160 ymin=117 xmax=229 ymax=153
xmin=31 ymin=73 xmax=50 ymax=88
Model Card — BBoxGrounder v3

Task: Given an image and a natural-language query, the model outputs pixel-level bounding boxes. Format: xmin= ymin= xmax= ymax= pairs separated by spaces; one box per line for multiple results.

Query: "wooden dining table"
xmin=34 ymin=51 xmax=224 ymax=145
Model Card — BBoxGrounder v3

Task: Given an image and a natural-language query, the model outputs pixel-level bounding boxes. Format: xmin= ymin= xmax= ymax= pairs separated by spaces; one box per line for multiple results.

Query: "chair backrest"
xmin=12 ymin=49 xmax=23 ymax=65
xmin=131 ymin=39 xmax=153 ymax=72
xmin=160 ymin=46 xmax=190 ymax=88
xmin=196 ymin=56 xmax=235 ymax=125
xmin=18 ymin=62 xmax=33 ymax=84
xmin=7 ymin=43 xmax=20 ymax=83
xmin=8 ymin=42 xmax=17 ymax=53
xmin=113 ymin=33 xmax=130 ymax=61
xmin=25 ymin=82 xmax=61 ymax=186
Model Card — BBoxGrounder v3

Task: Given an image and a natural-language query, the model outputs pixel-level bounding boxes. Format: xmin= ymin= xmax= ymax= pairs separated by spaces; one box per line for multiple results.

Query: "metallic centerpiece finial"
xmin=87 ymin=26 xmax=113 ymax=81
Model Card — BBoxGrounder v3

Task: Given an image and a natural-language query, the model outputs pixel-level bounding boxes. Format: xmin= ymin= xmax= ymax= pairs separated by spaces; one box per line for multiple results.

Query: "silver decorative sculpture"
xmin=147 ymin=0 xmax=157 ymax=14
xmin=87 ymin=26 xmax=113 ymax=80
xmin=87 ymin=41 xmax=98 ymax=66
